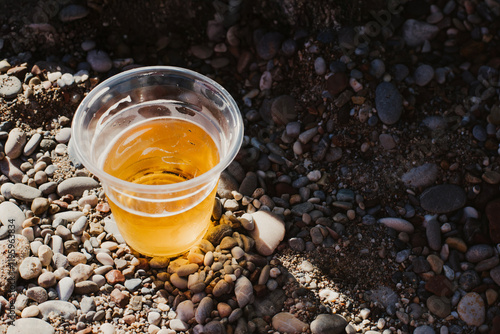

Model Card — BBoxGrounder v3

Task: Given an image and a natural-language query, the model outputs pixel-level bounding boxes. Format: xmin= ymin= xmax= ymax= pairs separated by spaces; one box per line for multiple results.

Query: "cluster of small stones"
xmin=1 ymin=0 xmax=500 ymax=333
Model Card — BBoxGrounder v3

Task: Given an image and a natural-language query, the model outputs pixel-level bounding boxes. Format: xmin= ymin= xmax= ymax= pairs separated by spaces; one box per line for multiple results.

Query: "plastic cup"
xmin=71 ymin=66 xmax=243 ymax=257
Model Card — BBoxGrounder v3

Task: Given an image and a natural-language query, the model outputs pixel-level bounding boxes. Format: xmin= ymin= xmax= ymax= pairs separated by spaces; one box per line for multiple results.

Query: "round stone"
xmin=19 ymin=257 xmax=42 ymax=280
xmin=457 ymin=292 xmax=485 ymax=326
xmin=86 ymin=50 xmax=112 ymax=73
xmin=0 ymin=74 xmax=22 ymax=99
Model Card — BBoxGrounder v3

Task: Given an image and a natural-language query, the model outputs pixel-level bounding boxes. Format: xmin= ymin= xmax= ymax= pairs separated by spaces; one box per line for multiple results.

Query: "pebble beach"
xmin=1 ymin=0 xmax=500 ymax=333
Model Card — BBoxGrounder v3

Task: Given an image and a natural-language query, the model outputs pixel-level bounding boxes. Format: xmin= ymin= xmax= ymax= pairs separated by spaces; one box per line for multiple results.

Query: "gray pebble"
xmin=310 ymin=314 xmax=348 ymax=334
xmin=0 ymin=201 xmax=25 ymax=234
xmin=80 ymin=296 xmax=96 ymax=313
xmin=414 ymin=325 xmax=435 ymax=334
xmin=71 ymin=216 xmax=88 ymax=236
xmin=26 ymin=286 xmax=48 ymax=303
xmin=0 ymin=74 xmax=22 ymax=99
xmin=19 ymin=257 xmax=42 ymax=280
xmin=59 ymin=4 xmax=89 ymax=22
xmin=422 ymin=116 xmax=447 ymax=130
xmin=239 ymin=172 xmax=258 ymax=197
xmin=57 ymin=177 xmax=99 ymax=197
xmin=5 ymin=128 xmax=26 ymax=159
xmin=379 ymin=133 xmax=396 ymax=150
xmin=401 ymin=163 xmax=439 ymax=188
xmin=402 ymin=19 xmax=439 ymax=47
xmin=176 ymin=300 xmax=195 ymax=322
xmin=23 ymin=133 xmax=42 ymax=156
xmin=195 ymin=296 xmax=213 ymax=324
xmin=7 ymin=318 xmax=55 ymax=334
xmin=425 ymin=216 xmax=441 ymax=251
xmin=11 ymin=183 xmax=43 ymax=201
xmin=420 ymin=184 xmax=466 ymax=213
xmin=472 ymin=125 xmax=487 ymax=142
xmin=125 ymin=278 xmax=142 ymax=292
xmin=379 ymin=217 xmax=414 ymax=233
xmin=314 ymin=57 xmax=327 ymax=75
xmin=38 ymin=300 xmax=77 ymax=320
xmin=217 ymin=171 xmax=239 ymax=199
xmin=55 ymin=127 xmax=72 ymax=143
xmin=86 ymin=50 xmax=112 ymax=73
xmin=170 ymin=319 xmax=189 ymax=331
xmin=466 ymin=245 xmax=494 ymax=263
xmin=414 ymin=64 xmax=434 ymax=86
xmin=375 ymin=82 xmax=403 ymax=125
xmin=370 ymin=59 xmax=385 ymax=79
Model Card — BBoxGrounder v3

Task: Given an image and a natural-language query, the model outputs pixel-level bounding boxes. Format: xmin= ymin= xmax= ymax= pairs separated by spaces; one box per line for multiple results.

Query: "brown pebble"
xmin=445 ymin=237 xmax=467 ymax=253
xmin=110 ymin=288 xmax=129 ymax=308
xmin=425 ymin=275 xmax=454 ymax=297
xmin=96 ymin=202 xmax=110 ymax=213
xmin=105 ymin=269 xmax=126 ymax=285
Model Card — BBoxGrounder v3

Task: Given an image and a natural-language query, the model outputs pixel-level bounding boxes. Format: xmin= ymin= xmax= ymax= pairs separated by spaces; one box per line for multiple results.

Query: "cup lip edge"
xmin=71 ymin=65 xmax=244 ymax=193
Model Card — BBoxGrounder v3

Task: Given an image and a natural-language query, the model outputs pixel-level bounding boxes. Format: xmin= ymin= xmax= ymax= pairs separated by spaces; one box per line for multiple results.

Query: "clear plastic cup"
xmin=71 ymin=66 xmax=243 ymax=257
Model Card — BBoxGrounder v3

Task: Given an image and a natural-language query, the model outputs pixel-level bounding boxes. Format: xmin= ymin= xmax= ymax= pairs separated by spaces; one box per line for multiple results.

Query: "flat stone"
xmin=74 ymin=280 xmax=99 ymax=294
xmin=5 ymin=128 xmax=26 ymax=159
xmin=420 ymin=184 xmax=466 ymax=213
xmin=271 ymin=95 xmax=297 ymax=125
xmin=310 ymin=314 xmax=348 ymax=334
xmin=57 ymin=177 xmax=99 ymax=197
xmin=466 ymin=244 xmax=494 ymax=263
xmin=11 ymin=183 xmax=43 ymax=201
xmin=457 ymin=292 xmax=485 ymax=326
xmin=239 ymin=172 xmax=258 ymax=197
xmin=401 ymin=163 xmax=439 ymax=188
xmin=402 ymin=19 xmax=439 ymax=47
xmin=7 ymin=318 xmax=54 ymax=334
xmin=71 ymin=216 xmax=88 ymax=236
xmin=80 ymin=296 xmax=96 ymax=313
xmin=249 ymin=211 xmax=285 ymax=256
xmin=272 ymin=312 xmax=309 ymax=334
xmin=378 ymin=217 xmax=414 ymax=233
xmin=375 ymin=82 xmax=403 ymax=125
xmin=414 ymin=325 xmax=435 ymax=334
xmin=38 ymin=300 xmax=77 ymax=320
xmin=59 ymin=4 xmax=89 ymax=22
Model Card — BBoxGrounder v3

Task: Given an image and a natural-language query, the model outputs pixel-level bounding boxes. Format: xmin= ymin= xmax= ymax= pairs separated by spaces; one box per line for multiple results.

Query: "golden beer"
xmin=102 ymin=115 xmax=220 ymax=256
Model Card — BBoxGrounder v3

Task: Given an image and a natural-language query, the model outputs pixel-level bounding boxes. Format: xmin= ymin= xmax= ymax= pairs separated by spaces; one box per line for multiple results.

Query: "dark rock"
xmin=375 ymin=82 xmax=403 ymax=125
xmin=420 ymin=184 xmax=466 ymax=213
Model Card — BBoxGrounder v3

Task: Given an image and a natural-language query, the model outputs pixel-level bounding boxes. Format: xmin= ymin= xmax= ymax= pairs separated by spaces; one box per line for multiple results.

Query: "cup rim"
xmin=71 ymin=65 xmax=244 ymax=193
